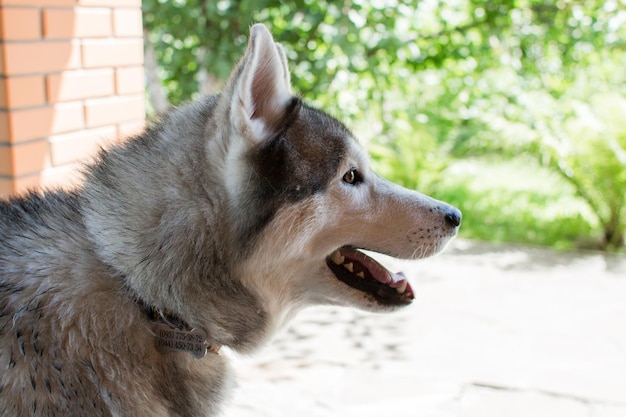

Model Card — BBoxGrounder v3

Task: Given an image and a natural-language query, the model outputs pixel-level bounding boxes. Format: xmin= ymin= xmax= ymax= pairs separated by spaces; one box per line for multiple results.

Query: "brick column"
xmin=0 ymin=0 xmax=145 ymax=197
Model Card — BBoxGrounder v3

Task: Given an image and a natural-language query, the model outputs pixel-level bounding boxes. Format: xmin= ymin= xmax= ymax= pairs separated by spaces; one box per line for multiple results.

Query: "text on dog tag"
xmin=154 ymin=323 xmax=208 ymax=359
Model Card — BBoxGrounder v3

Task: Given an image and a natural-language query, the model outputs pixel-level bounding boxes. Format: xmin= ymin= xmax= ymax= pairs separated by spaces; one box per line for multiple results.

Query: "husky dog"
xmin=0 ymin=24 xmax=460 ymax=416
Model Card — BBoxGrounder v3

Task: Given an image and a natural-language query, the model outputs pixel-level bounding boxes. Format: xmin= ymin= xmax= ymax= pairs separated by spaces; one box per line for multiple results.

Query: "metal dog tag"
xmin=154 ymin=323 xmax=208 ymax=359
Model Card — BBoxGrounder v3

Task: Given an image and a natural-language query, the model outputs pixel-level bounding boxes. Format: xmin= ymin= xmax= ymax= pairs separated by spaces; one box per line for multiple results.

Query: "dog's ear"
xmin=274 ymin=43 xmax=291 ymax=87
xmin=228 ymin=24 xmax=293 ymax=142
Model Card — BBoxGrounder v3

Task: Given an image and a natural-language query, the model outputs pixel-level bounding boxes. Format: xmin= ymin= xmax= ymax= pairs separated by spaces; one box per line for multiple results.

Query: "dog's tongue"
xmin=331 ymin=247 xmax=413 ymax=296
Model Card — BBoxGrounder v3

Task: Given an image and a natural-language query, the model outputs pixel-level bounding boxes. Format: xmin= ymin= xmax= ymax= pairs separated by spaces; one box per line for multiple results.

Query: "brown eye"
xmin=343 ymin=168 xmax=361 ymax=185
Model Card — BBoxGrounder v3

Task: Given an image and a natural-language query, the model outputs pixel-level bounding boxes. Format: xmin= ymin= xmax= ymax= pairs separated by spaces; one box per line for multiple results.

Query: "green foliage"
xmin=538 ymin=93 xmax=626 ymax=249
xmin=431 ymin=158 xmax=596 ymax=249
xmin=143 ymin=0 xmax=626 ymax=250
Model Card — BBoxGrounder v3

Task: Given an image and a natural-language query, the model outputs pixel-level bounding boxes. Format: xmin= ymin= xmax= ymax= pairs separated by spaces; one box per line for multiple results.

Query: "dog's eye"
xmin=343 ymin=168 xmax=362 ymax=185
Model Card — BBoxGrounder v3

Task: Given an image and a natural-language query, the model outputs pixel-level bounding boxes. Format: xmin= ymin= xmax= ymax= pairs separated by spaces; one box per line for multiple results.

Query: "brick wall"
xmin=0 ymin=0 xmax=145 ymax=197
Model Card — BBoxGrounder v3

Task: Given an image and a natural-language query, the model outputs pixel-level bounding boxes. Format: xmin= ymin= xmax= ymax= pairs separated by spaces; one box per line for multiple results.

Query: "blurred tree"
xmin=142 ymin=0 xmax=626 ymax=249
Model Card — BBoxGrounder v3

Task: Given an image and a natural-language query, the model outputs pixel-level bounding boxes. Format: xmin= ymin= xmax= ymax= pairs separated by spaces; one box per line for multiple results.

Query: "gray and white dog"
xmin=0 ymin=24 xmax=460 ymax=416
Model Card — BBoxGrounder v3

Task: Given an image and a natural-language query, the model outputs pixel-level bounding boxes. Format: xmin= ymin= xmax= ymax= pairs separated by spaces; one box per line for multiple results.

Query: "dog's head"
xmin=216 ymin=25 xmax=461 ymax=332
xmin=83 ymin=24 xmax=460 ymax=353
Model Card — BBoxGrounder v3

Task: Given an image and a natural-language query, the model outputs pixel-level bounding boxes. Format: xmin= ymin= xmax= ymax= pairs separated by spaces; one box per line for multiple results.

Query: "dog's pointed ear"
xmin=274 ymin=43 xmax=291 ymax=87
xmin=228 ymin=24 xmax=293 ymax=142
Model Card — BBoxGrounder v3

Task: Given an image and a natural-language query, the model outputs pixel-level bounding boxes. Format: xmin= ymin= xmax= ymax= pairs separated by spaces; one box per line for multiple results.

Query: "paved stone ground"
xmin=223 ymin=240 xmax=626 ymax=417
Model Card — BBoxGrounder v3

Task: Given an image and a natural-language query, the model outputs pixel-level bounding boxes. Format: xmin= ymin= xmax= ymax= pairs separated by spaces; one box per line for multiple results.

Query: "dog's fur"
xmin=0 ymin=25 xmax=460 ymax=416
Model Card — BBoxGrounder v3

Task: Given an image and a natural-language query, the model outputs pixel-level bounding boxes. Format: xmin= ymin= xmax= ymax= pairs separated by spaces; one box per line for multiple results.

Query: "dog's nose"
xmin=444 ymin=207 xmax=462 ymax=228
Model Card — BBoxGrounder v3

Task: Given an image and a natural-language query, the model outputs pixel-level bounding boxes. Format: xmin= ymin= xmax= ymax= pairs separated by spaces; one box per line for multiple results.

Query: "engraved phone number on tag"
xmin=159 ymin=329 xmax=205 ymax=343
xmin=154 ymin=323 xmax=208 ymax=359
xmin=157 ymin=338 xmax=204 ymax=352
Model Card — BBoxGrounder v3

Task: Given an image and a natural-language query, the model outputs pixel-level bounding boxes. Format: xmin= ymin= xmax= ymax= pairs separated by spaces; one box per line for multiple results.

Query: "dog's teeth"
xmin=330 ymin=251 xmax=345 ymax=265
xmin=356 ymin=272 xmax=365 ymax=279
xmin=395 ymin=280 xmax=408 ymax=293
xmin=344 ymin=262 xmax=354 ymax=273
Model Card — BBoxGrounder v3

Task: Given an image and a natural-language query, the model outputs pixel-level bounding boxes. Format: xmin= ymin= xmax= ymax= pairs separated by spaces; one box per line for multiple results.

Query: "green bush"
xmin=431 ymin=159 xmax=596 ymax=250
xmin=143 ymin=0 xmax=626 ymax=251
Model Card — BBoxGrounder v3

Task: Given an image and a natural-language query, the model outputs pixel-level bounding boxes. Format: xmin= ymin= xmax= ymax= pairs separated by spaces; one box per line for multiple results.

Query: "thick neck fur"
xmin=82 ymin=96 xmax=267 ymax=352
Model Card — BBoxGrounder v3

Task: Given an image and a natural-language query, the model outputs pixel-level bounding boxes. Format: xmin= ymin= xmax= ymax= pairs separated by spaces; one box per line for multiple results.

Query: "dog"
xmin=0 ymin=24 xmax=461 ymax=416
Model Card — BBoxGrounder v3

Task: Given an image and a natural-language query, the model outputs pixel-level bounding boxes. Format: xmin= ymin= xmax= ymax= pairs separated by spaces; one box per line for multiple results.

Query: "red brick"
xmin=2 ymin=76 xmax=46 ymax=108
xmin=0 ymin=8 xmax=41 ymax=40
xmin=9 ymin=102 xmax=84 ymax=143
xmin=117 ymin=119 xmax=144 ymax=140
xmin=81 ymin=39 xmax=143 ymax=68
xmin=84 ymin=94 xmax=144 ymax=127
xmin=78 ymin=0 xmax=140 ymax=6
xmin=0 ymin=177 xmax=14 ymax=197
xmin=115 ymin=66 xmax=143 ymax=95
xmin=40 ymin=163 xmax=84 ymax=190
xmin=2 ymin=41 xmax=81 ymax=75
xmin=0 ymin=139 xmax=50 ymax=176
xmin=0 ymin=112 xmax=9 ymax=142
xmin=113 ymin=8 xmax=142 ymax=37
xmin=49 ymin=125 xmax=115 ymax=165
xmin=9 ymin=163 xmax=83 ymax=195
xmin=0 ymin=145 xmax=12 ymax=175
xmin=0 ymin=0 xmax=77 ymax=6
xmin=9 ymin=173 xmax=43 ymax=195
xmin=43 ymin=7 xmax=111 ymax=39
xmin=47 ymin=69 xmax=114 ymax=102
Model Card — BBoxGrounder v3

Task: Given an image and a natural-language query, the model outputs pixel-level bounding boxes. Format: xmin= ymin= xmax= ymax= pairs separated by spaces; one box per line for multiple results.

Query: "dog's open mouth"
xmin=326 ymin=247 xmax=415 ymax=306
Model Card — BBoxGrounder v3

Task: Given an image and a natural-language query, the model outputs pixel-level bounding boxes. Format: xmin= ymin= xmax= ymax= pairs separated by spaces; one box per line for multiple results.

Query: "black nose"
xmin=444 ymin=207 xmax=462 ymax=228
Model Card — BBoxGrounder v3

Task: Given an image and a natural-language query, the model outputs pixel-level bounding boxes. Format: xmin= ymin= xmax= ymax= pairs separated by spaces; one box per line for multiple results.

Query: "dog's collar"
xmin=140 ymin=301 xmax=221 ymax=358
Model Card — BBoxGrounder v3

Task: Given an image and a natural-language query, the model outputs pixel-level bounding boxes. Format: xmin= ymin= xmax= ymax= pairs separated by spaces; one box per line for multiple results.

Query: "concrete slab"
xmin=223 ymin=241 xmax=626 ymax=416
xmin=458 ymin=386 xmax=589 ymax=417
